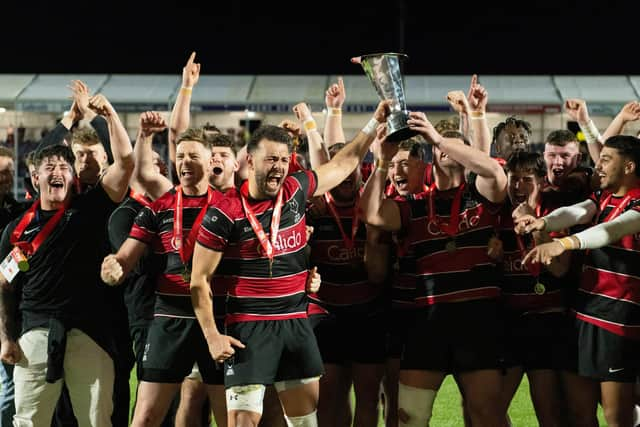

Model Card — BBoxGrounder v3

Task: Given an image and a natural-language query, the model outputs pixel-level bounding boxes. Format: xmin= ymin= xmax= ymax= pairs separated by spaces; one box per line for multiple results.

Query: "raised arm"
xmin=565 ymin=98 xmax=601 ymax=164
xmin=169 ymin=51 xmax=200 ymax=166
xmin=408 ymin=111 xmax=507 ymax=203
xmin=466 ymin=75 xmax=491 ymax=154
xmin=313 ymin=100 xmax=391 ymax=196
xmin=323 ymin=76 xmax=347 ymax=145
xmin=360 ymin=125 xmax=402 ymax=231
xmin=69 ymin=80 xmax=113 ymax=163
xmin=602 ymin=101 xmax=640 ymax=141
xmin=90 ymin=94 xmax=134 ymax=203
xmin=134 ymin=111 xmax=173 ymax=200
xmin=292 ymin=102 xmax=329 ymax=168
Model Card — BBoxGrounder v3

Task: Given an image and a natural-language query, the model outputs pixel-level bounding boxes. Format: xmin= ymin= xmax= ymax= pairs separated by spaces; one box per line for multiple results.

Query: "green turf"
xmin=130 ymin=373 xmax=608 ymax=426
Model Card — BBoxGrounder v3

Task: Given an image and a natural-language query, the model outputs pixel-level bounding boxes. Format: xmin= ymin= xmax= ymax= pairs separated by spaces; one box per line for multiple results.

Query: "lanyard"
xmin=598 ymin=188 xmax=640 ymax=223
xmin=428 ymin=183 xmax=465 ymax=237
xmin=10 ymin=200 xmax=66 ymax=257
xmin=515 ymin=200 xmax=542 ymax=277
xmin=324 ymin=192 xmax=359 ymax=250
xmin=173 ymin=186 xmax=214 ymax=264
xmin=129 ymin=188 xmax=151 ymax=208
xmin=240 ymin=181 xmax=284 ymax=268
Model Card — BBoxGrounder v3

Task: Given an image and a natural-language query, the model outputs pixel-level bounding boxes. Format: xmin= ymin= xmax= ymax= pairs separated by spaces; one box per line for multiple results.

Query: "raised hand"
xmin=467 ymin=74 xmax=488 ymax=112
xmin=306 ymin=266 xmax=321 ymax=293
xmin=139 ymin=111 xmax=167 ymax=138
xmin=182 ymin=51 xmax=201 ymax=88
xmin=88 ymin=94 xmax=115 ymax=117
xmin=69 ymin=80 xmax=95 ymax=120
xmin=618 ymin=101 xmax=640 ymax=123
xmin=447 ymin=90 xmax=470 ymax=114
xmin=564 ymin=99 xmax=590 ymax=124
xmin=278 ymin=119 xmax=302 ymax=139
xmin=325 ymin=77 xmax=346 ymax=109
xmin=373 ymin=100 xmax=393 ymax=123
xmin=292 ymin=102 xmax=313 ymax=122
xmin=101 ymin=254 xmax=124 ymax=286
xmin=407 ymin=111 xmax=440 ymax=143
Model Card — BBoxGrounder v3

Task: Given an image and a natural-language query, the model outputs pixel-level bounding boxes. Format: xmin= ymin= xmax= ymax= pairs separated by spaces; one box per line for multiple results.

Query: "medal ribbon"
xmin=515 ymin=200 xmax=542 ymax=277
xmin=10 ymin=200 xmax=67 ymax=257
xmin=598 ymin=188 xmax=640 ymax=223
xmin=173 ymin=186 xmax=215 ymax=265
xmin=129 ymin=188 xmax=152 ymax=208
xmin=240 ymin=181 xmax=284 ymax=263
xmin=324 ymin=192 xmax=359 ymax=250
xmin=428 ymin=183 xmax=466 ymax=237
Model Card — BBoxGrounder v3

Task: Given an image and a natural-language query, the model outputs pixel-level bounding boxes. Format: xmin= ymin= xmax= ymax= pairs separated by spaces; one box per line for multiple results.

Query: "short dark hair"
xmin=25 ymin=150 xmax=36 ymax=167
xmin=210 ymin=133 xmax=237 ymax=155
xmin=546 ymin=129 xmax=578 ymax=147
xmin=398 ymin=136 xmax=428 ymax=161
xmin=34 ymin=144 xmax=75 ymax=169
xmin=247 ymin=125 xmax=292 ymax=154
xmin=176 ymin=127 xmax=212 ymax=149
xmin=505 ymin=150 xmax=546 ymax=178
xmin=492 ymin=116 xmax=532 ymax=144
xmin=71 ymin=127 xmax=101 ymax=147
xmin=604 ymin=135 xmax=640 ymax=177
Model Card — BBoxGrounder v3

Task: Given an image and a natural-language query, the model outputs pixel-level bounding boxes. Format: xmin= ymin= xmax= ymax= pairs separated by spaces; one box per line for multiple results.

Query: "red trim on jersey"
xmin=574 ymin=311 xmax=640 ymax=339
xmin=229 ymin=271 xmax=308 ymax=298
xmin=157 ymin=274 xmax=191 ymax=295
xmin=416 ymin=246 xmax=494 ymax=274
xmin=581 ymin=267 xmax=640 ymax=305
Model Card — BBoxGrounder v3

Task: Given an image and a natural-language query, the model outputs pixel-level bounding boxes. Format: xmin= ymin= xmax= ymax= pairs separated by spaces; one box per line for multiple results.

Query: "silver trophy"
xmin=355 ymin=52 xmax=417 ymax=142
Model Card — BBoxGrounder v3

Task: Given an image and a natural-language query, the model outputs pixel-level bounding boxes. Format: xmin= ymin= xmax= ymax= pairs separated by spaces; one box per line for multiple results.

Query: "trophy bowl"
xmin=356 ymin=52 xmax=418 ymax=142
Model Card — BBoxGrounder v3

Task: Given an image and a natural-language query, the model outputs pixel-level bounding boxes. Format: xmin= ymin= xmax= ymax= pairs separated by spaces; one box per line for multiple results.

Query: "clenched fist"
xmin=101 ymin=254 xmax=124 ymax=286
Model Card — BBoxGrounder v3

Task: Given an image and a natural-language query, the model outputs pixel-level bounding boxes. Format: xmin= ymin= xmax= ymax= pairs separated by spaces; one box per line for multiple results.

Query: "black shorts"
xmin=130 ymin=323 xmax=150 ymax=380
xmin=401 ymin=299 xmax=504 ymax=373
xmin=223 ymin=317 xmax=324 ymax=388
xmin=576 ymin=319 xmax=640 ymax=383
xmin=314 ymin=311 xmax=387 ymax=365
xmin=140 ymin=316 xmax=223 ymax=385
xmin=385 ymin=309 xmax=416 ymax=359
xmin=502 ymin=311 xmax=573 ymax=371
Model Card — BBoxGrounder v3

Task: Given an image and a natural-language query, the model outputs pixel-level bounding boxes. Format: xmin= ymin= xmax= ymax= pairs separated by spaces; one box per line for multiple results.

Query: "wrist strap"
xmin=579 ymin=120 xmax=601 ymax=145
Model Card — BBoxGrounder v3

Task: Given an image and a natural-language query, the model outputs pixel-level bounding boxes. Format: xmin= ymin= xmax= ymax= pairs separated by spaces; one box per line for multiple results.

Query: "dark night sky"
xmin=4 ymin=2 xmax=639 ymax=76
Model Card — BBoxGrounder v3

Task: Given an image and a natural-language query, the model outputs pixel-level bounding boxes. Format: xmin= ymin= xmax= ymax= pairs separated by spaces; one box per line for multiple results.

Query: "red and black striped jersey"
xmin=498 ymin=201 xmax=566 ymax=314
xmin=196 ymin=171 xmax=317 ymax=324
xmin=575 ymin=190 xmax=640 ymax=338
xmin=397 ymin=183 xmax=502 ymax=305
xmin=129 ymin=187 xmax=224 ymax=318
xmin=306 ymin=198 xmax=382 ymax=314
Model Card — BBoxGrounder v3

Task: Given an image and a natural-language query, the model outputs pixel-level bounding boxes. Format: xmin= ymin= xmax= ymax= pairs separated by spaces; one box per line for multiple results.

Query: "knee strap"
xmin=285 ymin=410 xmax=318 ymax=427
xmin=225 ymin=384 xmax=266 ymax=414
xmin=398 ymin=383 xmax=436 ymax=427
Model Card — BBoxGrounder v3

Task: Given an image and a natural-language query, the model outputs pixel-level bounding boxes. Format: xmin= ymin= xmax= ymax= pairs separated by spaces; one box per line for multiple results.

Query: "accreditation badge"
xmin=0 ymin=246 xmax=29 ymax=283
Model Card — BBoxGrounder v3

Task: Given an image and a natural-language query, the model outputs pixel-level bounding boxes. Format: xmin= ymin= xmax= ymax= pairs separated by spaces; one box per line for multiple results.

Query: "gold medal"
xmin=445 ymin=239 xmax=457 ymax=253
xmin=534 ymin=282 xmax=545 ymax=295
xmin=181 ymin=267 xmax=191 ymax=283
